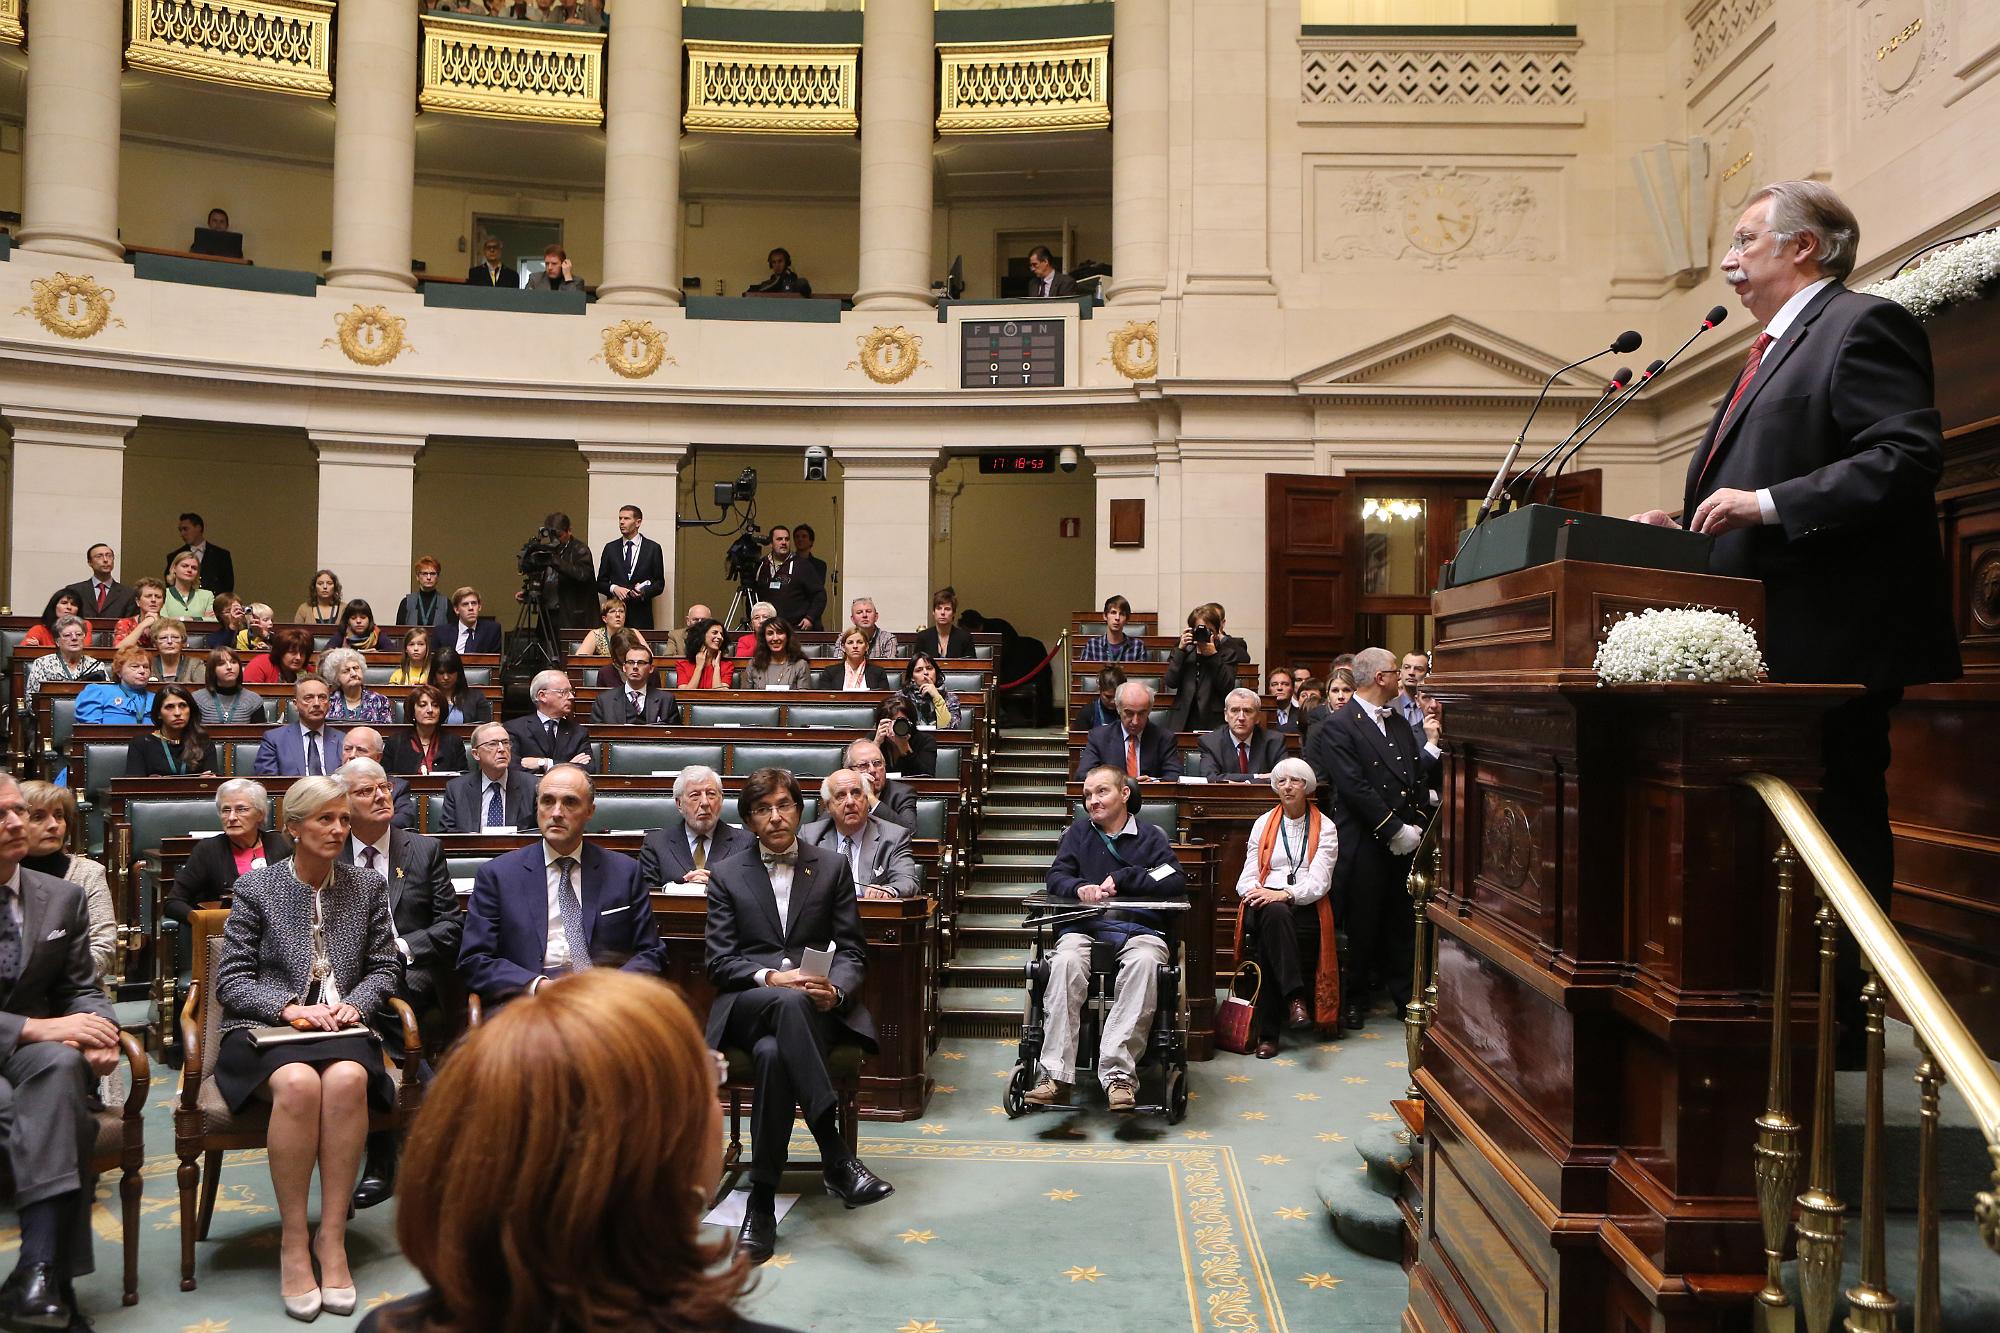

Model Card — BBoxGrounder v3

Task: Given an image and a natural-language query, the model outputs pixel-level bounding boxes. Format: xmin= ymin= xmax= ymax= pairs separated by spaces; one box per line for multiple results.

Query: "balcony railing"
xmin=683 ymin=40 xmax=860 ymax=134
xmin=419 ymin=12 xmax=606 ymax=125
xmin=0 ymin=0 xmax=21 ymax=47
xmin=937 ymin=36 xmax=1110 ymax=134
xmin=125 ymin=0 xmax=337 ymax=99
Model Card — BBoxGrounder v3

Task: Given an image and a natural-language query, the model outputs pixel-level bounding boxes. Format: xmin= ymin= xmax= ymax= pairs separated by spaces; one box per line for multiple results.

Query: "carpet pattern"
xmin=4 ymin=1020 xmax=1414 ymax=1332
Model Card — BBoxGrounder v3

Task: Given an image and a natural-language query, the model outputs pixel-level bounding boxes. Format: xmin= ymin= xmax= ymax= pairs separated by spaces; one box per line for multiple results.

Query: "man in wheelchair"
xmin=1026 ymin=765 xmax=1187 ymax=1112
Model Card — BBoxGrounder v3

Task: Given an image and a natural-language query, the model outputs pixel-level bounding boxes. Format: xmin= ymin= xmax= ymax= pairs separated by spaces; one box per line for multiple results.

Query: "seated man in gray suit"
xmin=1198 ymin=688 xmax=1289 ymax=780
xmin=800 ymin=767 xmax=921 ymax=900
xmin=637 ymin=766 xmax=751 ymax=887
xmin=0 ymin=773 xmax=122 ymax=1331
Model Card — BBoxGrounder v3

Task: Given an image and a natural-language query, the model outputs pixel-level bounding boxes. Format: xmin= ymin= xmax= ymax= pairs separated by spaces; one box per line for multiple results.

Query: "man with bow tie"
xmin=704 ymin=767 xmax=892 ymax=1264
xmin=1303 ymin=646 xmax=1440 ymax=1032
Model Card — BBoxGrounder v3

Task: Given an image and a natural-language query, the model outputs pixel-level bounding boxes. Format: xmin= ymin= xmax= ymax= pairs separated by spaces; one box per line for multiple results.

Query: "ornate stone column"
xmin=598 ymin=0 xmax=684 ymax=306
xmin=311 ymin=432 xmax=425 ymax=613
xmin=853 ymin=0 xmax=936 ymax=310
xmin=5 ymin=410 xmax=137 ymax=609
xmin=1107 ymin=0 xmax=1168 ymax=305
xmin=580 ymin=442 xmax=685 ymax=615
xmin=16 ymin=0 xmax=124 ymax=261
xmin=326 ymin=0 xmax=419 ymax=291
xmin=837 ymin=452 xmax=934 ymax=633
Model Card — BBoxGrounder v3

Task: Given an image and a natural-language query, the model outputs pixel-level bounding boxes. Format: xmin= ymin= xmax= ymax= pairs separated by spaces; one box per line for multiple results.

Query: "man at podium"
xmin=1632 ymin=180 xmax=1961 ymax=1056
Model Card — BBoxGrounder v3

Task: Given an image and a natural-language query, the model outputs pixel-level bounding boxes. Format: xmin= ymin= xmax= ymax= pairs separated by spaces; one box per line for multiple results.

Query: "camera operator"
xmin=752 ymin=525 xmax=826 ymax=630
xmin=517 ymin=512 xmax=598 ymax=633
xmin=869 ymin=696 xmax=935 ymax=778
xmin=1163 ymin=602 xmax=1247 ymax=733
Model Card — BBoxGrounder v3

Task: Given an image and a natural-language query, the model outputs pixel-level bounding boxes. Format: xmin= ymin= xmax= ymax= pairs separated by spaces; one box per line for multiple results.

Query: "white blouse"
xmin=842 ymin=663 xmax=870 ymax=691
xmin=1234 ymin=808 xmax=1336 ymax=907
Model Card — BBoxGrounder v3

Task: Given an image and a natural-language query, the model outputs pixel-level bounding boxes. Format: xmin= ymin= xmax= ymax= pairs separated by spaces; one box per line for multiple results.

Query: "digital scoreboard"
xmin=961 ymin=319 xmax=1064 ymax=388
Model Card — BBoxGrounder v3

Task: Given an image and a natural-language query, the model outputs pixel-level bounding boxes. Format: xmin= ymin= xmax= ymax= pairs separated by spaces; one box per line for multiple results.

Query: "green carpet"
xmin=6 ymin=1020 xmax=1414 ymax=1332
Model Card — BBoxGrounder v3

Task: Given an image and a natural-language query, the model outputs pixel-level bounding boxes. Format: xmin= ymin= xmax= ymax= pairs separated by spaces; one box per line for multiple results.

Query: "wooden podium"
xmin=1409 ymin=558 xmax=1853 ymax=1331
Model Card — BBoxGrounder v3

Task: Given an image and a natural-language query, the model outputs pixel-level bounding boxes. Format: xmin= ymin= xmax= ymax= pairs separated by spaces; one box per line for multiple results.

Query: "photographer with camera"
xmin=517 ymin=512 xmax=598 ymax=635
xmin=1163 ymin=602 xmax=1247 ymax=733
xmin=751 ymin=525 xmax=825 ymax=630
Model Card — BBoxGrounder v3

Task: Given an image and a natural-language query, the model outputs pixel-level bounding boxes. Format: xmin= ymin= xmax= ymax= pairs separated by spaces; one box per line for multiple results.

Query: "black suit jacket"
xmin=912 ymin=626 xmax=974 ymax=659
xmin=703 ymin=840 xmax=876 ymax=1050
xmin=1197 ymin=725 xmax=1287 ymax=779
xmin=504 ymin=712 xmax=594 ymax=772
xmin=596 ymin=536 xmax=666 ymax=628
xmin=382 ymin=730 xmax=470 ymax=777
xmin=873 ymin=778 xmax=918 ymax=832
xmin=1683 ymin=283 xmax=1959 ymax=689
xmin=437 ymin=768 xmax=540 ymax=834
xmin=164 ymin=542 xmax=234 ymax=594
xmin=637 ymin=821 xmax=753 ymax=887
xmin=814 ymin=661 xmax=891 ymax=691
xmin=339 ymin=829 xmax=462 ymax=1005
xmin=1076 ymin=721 xmax=1182 ymax=781
xmin=165 ymin=829 xmax=292 ymax=924
xmin=446 ymin=618 xmax=503 ymax=655
xmin=589 ymin=685 xmax=680 ymax=725
xmin=1032 ymin=271 xmax=1079 ymax=298
xmin=61 ymin=578 xmax=139 ymax=620
xmin=465 ymin=262 xmax=520 ymax=288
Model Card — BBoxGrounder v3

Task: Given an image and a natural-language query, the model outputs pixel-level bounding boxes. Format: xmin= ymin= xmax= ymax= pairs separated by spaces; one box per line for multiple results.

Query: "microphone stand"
xmin=1543 ymin=318 xmax=1726 ymax=484
xmin=1497 ymin=372 xmax=1633 ymax=515
xmin=1470 ymin=344 xmax=1619 ymax=528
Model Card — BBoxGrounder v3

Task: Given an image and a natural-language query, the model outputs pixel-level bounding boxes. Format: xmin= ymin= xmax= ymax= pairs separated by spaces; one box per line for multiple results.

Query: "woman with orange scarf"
xmin=1234 ymin=757 xmax=1339 ymax=1058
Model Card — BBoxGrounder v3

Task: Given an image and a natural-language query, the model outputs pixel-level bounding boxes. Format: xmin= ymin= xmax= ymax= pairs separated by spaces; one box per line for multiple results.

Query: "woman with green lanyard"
xmin=127 ymin=684 xmax=216 ymax=777
xmin=1233 ymin=757 xmax=1339 ymax=1057
xmin=194 ymin=647 xmax=269 ymax=724
xmin=149 ymin=618 xmax=207 ymax=685
xmin=296 ymin=569 xmax=344 ymax=626
xmin=164 ymin=550 xmax=216 ymax=620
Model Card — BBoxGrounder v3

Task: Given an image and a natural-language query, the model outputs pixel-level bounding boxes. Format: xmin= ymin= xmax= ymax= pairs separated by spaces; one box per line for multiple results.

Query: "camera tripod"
xmin=722 ymin=581 xmax=760 ymax=635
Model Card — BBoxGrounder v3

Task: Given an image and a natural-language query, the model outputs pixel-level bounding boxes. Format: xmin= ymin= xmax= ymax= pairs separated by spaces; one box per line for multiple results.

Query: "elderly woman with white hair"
xmin=1233 ymin=756 xmax=1340 ymax=1058
xmin=322 ymin=645 xmax=394 ymax=725
xmin=164 ymin=779 xmax=292 ymax=925
xmin=214 ymin=775 xmax=400 ymax=1320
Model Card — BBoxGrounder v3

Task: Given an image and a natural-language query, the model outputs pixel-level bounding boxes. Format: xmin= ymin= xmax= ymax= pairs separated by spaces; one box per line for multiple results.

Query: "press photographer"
xmin=517 ymin=511 xmax=598 ymax=635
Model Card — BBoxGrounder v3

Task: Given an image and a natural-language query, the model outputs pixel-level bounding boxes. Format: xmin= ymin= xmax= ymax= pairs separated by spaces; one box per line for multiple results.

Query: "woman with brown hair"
xmin=194 ymin=646 xmax=268 ymax=724
xmin=243 ymin=628 xmax=314 ymax=685
xmin=296 ymin=568 xmax=344 ymax=626
xmin=359 ymin=971 xmax=791 ymax=1333
xmin=383 ymin=684 xmax=470 ymax=776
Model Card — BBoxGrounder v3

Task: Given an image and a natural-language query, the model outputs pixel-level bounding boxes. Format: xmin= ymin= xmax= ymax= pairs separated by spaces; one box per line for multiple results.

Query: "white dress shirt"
xmin=351 ymin=833 xmax=409 ymax=959
xmin=1234 ymin=809 xmax=1337 ymax=907
xmin=753 ymin=846 xmax=797 ymax=985
xmin=1367 ymin=702 xmax=1441 ymax=761
xmin=542 ymin=841 xmax=580 ymax=971
xmin=1751 ymin=277 xmax=1836 ymax=525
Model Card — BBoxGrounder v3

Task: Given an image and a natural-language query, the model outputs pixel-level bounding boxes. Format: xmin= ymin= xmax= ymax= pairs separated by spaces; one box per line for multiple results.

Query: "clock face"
xmin=1403 ymin=180 xmax=1478 ymax=256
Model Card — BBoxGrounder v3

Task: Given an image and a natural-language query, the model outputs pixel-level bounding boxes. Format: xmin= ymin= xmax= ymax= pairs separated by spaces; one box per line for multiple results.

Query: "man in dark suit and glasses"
xmin=505 ymin=669 xmax=595 ymax=773
xmin=1303 ymin=647 xmax=1440 ymax=1031
xmin=1026 ymin=245 xmax=1077 ymax=298
xmin=336 ymin=757 xmax=461 ymax=1209
xmin=589 ymin=642 xmax=680 ymax=725
xmin=637 ymin=766 xmax=751 ymax=887
xmin=438 ymin=723 xmax=539 ymax=835
xmin=0 ymin=774 xmax=122 ymax=1331
xmin=596 ymin=504 xmax=666 ymax=630
xmin=465 ymin=235 xmax=519 ymax=288
xmin=456 ymin=766 xmax=663 ymax=1006
xmin=1631 ymin=180 xmax=1960 ymax=1055
xmin=705 ymin=767 xmax=894 ymax=1264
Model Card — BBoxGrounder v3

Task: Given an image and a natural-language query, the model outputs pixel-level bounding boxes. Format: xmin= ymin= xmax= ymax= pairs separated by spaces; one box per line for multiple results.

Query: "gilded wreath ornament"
xmin=595 ymin=319 xmax=676 ymax=380
xmin=1107 ymin=320 xmax=1159 ymax=380
xmin=848 ymin=326 xmax=930 ymax=385
xmin=16 ymin=272 xmax=124 ymax=341
xmin=325 ymin=304 xmax=414 ymax=367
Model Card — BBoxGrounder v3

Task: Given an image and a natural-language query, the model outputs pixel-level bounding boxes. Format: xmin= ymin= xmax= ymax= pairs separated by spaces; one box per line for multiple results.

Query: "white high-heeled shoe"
xmin=320 ymin=1284 xmax=358 ymax=1316
xmin=283 ymin=1286 xmax=324 ymax=1322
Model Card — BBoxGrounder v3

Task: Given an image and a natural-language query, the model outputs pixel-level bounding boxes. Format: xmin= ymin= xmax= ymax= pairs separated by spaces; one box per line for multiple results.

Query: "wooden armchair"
xmin=0 ymin=1031 xmax=149 ymax=1306
xmin=172 ymin=909 xmax=425 ymax=1290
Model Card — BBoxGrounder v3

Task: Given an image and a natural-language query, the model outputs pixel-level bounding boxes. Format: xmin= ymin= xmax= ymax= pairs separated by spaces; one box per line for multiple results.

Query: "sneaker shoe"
xmin=1023 ymin=1077 xmax=1070 ymax=1106
xmin=1105 ymin=1078 xmax=1137 ymax=1112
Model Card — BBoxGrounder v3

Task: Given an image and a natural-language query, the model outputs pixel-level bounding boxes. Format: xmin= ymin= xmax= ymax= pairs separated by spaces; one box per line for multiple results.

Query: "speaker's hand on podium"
xmin=1689 ymin=488 xmax=1761 ymax=536
xmin=1628 ymin=509 xmax=1677 ymax=527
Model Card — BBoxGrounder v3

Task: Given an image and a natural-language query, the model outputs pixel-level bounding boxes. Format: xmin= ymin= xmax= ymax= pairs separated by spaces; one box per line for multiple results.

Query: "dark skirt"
xmin=214 ymin=1027 xmax=396 ymax=1116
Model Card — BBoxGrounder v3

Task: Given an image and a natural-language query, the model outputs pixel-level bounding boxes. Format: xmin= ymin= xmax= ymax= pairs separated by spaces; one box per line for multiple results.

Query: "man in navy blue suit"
xmin=446 ymin=586 xmax=503 ymax=656
xmin=1075 ymin=680 xmax=1181 ymax=781
xmin=252 ymin=674 xmax=346 ymax=777
xmin=456 ymin=766 xmax=663 ymax=1004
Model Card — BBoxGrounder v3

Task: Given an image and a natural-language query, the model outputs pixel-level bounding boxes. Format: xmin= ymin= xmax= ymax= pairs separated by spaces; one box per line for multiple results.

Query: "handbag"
xmin=1215 ymin=961 xmax=1262 ymax=1055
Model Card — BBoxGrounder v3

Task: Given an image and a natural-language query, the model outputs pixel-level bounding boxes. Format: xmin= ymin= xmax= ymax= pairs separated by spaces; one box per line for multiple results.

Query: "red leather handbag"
xmin=1215 ymin=962 xmax=1262 ymax=1055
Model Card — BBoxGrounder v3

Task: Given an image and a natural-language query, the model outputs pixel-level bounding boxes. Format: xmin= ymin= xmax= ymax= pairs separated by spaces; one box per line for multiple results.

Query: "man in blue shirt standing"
xmin=1027 ymin=765 xmax=1185 ymax=1112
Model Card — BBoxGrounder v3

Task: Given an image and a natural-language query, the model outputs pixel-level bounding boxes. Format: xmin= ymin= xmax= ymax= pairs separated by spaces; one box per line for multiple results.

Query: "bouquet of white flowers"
xmin=1594 ymin=606 xmax=1765 ymax=686
xmin=1861 ymin=228 xmax=2000 ymax=321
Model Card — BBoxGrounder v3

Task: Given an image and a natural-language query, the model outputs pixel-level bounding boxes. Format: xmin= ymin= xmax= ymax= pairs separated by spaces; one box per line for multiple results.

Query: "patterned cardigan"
xmin=215 ymin=860 xmax=400 ymax=1034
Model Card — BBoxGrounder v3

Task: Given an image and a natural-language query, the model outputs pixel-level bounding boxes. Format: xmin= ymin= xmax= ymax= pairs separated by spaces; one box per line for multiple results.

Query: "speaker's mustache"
xmin=1724 ymin=269 xmax=1749 ymax=286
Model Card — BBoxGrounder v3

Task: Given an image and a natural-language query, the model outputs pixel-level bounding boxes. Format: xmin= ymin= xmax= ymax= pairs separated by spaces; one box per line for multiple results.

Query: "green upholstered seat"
xmin=932 ymin=747 xmax=962 ymax=781
xmin=228 ymin=740 xmax=261 ymax=775
xmin=787 ymin=703 xmax=876 ymax=730
xmin=130 ymin=800 xmax=226 ymax=870
xmin=880 ymin=671 xmax=904 ymax=690
xmin=364 ymin=666 xmax=396 ymax=685
xmin=49 ymin=696 xmax=79 ymax=753
xmin=460 ymin=666 xmax=493 ymax=687
xmin=943 ymin=670 xmax=986 ymax=694
xmin=731 ymin=743 xmax=844 ymax=778
xmin=910 ymin=797 xmax=949 ymax=841
xmin=601 ymin=742 xmax=726 ymax=776
xmin=586 ymin=793 xmax=677 ymax=833
xmin=685 ymin=703 xmax=782 ymax=728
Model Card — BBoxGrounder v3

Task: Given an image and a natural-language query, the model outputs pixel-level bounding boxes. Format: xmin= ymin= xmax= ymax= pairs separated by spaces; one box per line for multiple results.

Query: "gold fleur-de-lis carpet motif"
xmin=13 ymin=1030 xmax=1416 ymax=1330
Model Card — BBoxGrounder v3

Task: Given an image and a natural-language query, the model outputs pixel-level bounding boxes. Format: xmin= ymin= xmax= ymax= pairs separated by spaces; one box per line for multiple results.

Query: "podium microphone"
xmin=1540 ymin=306 xmax=1730 ymax=485
xmin=1471 ymin=329 xmax=1642 ymax=528
xmin=1499 ymin=366 xmax=1635 ymax=513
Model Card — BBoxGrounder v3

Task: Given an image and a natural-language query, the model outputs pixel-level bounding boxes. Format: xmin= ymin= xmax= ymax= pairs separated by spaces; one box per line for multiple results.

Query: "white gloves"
xmin=1387 ymin=824 xmax=1422 ymax=856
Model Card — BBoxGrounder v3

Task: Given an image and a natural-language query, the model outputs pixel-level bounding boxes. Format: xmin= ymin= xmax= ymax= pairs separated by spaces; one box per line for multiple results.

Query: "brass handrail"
xmin=1737 ymin=772 xmax=2000 ymax=1147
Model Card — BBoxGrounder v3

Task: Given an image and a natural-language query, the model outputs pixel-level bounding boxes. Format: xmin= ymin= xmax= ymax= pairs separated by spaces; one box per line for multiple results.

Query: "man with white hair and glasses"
xmin=637 ymin=765 xmax=752 ymax=887
xmin=504 ymin=668 xmax=595 ymax=773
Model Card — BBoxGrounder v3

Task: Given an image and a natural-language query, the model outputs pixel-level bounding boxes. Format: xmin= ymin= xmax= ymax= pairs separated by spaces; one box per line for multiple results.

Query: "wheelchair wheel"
xmin=1003 ymin=1065 xmax=1031 ymax=1119
xmin=1165 ymin=1067 xmax=1188 ymax=1124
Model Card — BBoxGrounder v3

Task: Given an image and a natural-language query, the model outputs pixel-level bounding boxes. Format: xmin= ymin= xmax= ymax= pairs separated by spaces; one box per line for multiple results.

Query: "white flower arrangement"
xmin=1860 ymin=227 xmax=2000 ymax=321
xmin=1594 ymin=606 xmax=1766 ymax=686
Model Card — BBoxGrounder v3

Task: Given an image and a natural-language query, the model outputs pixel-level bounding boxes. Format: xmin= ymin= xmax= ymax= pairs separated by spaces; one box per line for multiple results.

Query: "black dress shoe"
xmin=0 ymin=1262 xmax=71 ymax=1330
xmin=1341 ymin=1001 xmax=1366 ymax=1032
xmin=57 ymin=1283 xmax=91 ymax=1333
xmin=1255 ymin=1040 xmax=1280 ymax=1059
xmin=353 ymin=1131 xmax=399 ymax=1210
xmin=823 ymin=1157 xmax=894 ymax=1209
xmin=737 ymin=1206 xmax=777 ymax=1265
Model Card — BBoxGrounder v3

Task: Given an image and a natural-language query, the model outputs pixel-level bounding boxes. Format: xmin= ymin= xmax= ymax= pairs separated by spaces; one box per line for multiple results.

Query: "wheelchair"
xmin=1002 ymin=892 xmax=1191 ymax=1123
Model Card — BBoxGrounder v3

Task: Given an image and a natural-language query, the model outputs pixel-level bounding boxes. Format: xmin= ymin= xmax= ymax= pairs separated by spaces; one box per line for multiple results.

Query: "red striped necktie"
xmin=1700 ymin=332 xmax=1772 ymax=477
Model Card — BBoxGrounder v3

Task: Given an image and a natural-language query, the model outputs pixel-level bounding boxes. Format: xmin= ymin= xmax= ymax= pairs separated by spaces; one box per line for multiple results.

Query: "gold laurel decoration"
xmin=16 ymin=272 xmax=125 ymax=340
xmin=323 ymin=305 xmax=414 ymax=367
xmin=593 ymin=319 xmax=677 ymax=380
xmin=1106 ymin=320 xmax=1159 ymax=380
xmin=848 ymin=326 xmax=931 ymax=385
